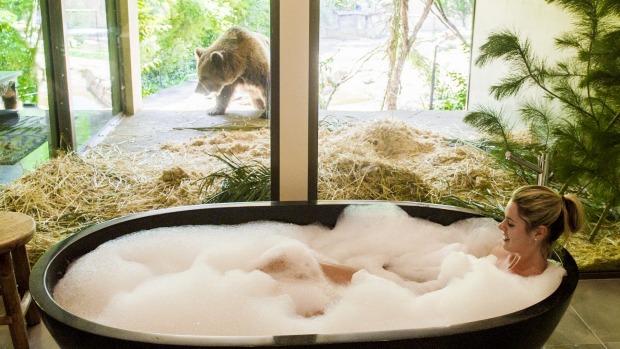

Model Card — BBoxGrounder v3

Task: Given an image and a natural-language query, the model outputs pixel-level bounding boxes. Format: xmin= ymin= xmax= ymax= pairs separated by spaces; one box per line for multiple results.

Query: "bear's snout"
xmin=195 ymin=83 xmax=208 ymax=95
xmin=195 ymin=82 xmax=220 ymax=96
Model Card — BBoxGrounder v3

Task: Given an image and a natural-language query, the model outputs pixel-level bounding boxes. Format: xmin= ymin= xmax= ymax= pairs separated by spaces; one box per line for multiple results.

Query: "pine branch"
xmin=519 ymin=101 xmax=555 ymax=146
xmin=589 ymin=201 xmax=613 ymax=242
xmin=607 ymin=111 xmax=620 ymax=132
xmin=552 ymin=79 xmax=602 ymax=126
xmin=490 ymin=74 xmax=530 ymax=99
xmin=546 ymin=0 xmax=599 ymax=30
xmin=475 ymin=29 xmax=528 ymax=67
xmin=477 ymin=29 xmax=598 ymax=121
xmin=463 ymin=105 xmax=513 ymax=150
xmin=552 ymin=122 xmax=590 ymax=161
xmin=554 ymin=33 xmax=583 ymax=50
xmin=465 ymin=0 xmax=620 ymax=242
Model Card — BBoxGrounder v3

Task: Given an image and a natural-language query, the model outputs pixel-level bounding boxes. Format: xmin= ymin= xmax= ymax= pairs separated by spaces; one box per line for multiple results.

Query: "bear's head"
xmin=195 ymin=48 xmax=236 ymax=96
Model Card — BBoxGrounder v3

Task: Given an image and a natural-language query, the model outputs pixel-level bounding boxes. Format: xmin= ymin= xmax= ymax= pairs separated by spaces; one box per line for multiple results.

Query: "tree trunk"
xmin=383 ymin=0 xmax=435 ymax=110
xmin=588 ymin=201 xmax=613 ymax=242
xmin=432 ymin=0 xmax=469 ymax=48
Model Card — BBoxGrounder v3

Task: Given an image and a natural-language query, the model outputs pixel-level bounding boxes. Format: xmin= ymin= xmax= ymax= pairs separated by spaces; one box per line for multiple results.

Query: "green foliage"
xmin=199 ymin=152 xmax=270 ymax=203
xmin=0 ymin=1 xmax=40 ymax=104
xmin=1 ymin=0 xmax=30 ymax=19
xmin=137 ymin=0 xmax=170 ymax=43
xmin=475 ymin=30 xmax=547 ymax=100
xmin=138 ymin=0 xmax=270 ymax=97
xmin=231 ymin=0 xmax=270 ymax=35
xmin=462 ymin=104 xmax=545 ymax=183
xmin=465 ymin=0 xmax=620 ymax=241
xmin=519 ymin=101 xmax=554 ymax=146
xmin=464 ymin=105 xmax=513 ymax=149
xmin=436 ymin=71 xmax=467 ymax=110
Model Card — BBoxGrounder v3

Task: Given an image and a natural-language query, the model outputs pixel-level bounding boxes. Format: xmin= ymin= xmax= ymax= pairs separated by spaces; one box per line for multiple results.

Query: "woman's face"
xmin=498 ymin=200 xmax=536 ymax=255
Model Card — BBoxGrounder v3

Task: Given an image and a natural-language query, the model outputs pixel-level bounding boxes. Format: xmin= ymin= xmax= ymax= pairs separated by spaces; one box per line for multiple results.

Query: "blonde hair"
xmin=510 ymin=185 xmax=585 ymax=256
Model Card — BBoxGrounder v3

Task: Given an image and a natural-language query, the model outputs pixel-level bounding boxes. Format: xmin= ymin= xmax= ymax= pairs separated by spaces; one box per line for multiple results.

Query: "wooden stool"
xmin=0 ymin=212 xmax=40 ymax=349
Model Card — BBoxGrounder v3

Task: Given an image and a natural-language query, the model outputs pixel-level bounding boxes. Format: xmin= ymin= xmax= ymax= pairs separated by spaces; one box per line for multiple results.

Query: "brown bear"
xmin=194 ymin=26 xmax=270 ymax=118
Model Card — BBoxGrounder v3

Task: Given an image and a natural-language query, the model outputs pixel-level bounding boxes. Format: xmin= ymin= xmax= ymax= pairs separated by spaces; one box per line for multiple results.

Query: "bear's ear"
xmin=195 ymin=48 xmax=206 ymax=59
xmin=210 ymin=51 xmax=225 ymax=67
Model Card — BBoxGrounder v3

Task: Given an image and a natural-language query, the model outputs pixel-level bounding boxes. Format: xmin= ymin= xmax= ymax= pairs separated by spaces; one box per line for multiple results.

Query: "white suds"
xmin=53 ymin=203 xmax=565 ymax=336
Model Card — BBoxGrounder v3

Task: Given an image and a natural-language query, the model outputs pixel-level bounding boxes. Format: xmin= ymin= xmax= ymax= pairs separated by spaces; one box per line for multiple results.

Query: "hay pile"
xmin=0 ymin=149 xmax=204 ymax=264
xmin=564 ymin=224 xmax=620 ymax=272
xmin=164 ymin=118 xmax=516 ymax=202
xmin=318 ymin=118 xmax=518 ymax=202
xmin=2 ymin=118 xmax=519 ymax=265
xmin=161 ymin=128 xmax=270 ymax=161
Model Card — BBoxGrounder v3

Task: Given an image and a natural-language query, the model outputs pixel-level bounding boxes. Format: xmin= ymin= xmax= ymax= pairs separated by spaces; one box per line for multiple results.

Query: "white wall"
xmin=468 ymin=0 xmax=575 ymax=125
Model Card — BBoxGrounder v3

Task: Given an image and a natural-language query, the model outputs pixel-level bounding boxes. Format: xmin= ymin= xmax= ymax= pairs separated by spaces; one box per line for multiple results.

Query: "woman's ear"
xmin=534 ymin=225 xmax=549 ymax=241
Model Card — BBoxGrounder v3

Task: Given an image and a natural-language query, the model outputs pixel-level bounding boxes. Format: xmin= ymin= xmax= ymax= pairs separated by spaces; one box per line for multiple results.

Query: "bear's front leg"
xmin=208 ymin=84 xmax=235 ymax=115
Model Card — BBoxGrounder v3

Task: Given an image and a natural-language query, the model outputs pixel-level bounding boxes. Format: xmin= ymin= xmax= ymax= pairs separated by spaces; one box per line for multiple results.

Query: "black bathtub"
xmin=30 ymin=201 xmax=578 ymax=349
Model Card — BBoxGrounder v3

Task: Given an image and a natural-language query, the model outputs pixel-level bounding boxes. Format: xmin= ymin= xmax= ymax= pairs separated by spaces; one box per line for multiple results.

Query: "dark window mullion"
xmin=40 ymin=0 xmax=75 ymax=154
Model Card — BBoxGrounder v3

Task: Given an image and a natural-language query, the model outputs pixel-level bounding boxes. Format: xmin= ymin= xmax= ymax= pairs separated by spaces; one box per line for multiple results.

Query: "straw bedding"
xmin=318 ymin=119 xmax=515 ymax=202
xmin=8 ymin=117 xmax=613 ymax=269
xmin=0 ymin=149 xmax=203 ymax=264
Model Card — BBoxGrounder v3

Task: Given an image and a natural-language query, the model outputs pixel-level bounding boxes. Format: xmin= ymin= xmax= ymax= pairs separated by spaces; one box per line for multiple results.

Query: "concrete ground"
xmin=94 ymin=80 xmax=478 ymax=155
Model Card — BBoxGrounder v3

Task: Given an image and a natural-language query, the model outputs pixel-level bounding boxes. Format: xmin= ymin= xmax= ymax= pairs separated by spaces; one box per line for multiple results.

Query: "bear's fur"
xmin=194 ymin=27 xmax=270 ymax=118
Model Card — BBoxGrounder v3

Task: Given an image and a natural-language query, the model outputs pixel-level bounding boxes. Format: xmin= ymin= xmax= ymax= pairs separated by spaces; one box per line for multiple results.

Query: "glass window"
xmin=129 ymin=0 xmax=272 ymax=204
xmin=0 ymin=0 xmax=49 ymax=184
xmin=63 ymin=0 xmax=117 ymax=149
xmin=318 ymin=0 xmax=474 ymax=201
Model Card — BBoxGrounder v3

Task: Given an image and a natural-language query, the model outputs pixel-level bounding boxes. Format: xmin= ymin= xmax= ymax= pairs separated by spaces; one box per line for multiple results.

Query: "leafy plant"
xmin=436 ymin=71 xmax=467 ymax=110
xmin=0 ymin=2 xmax=41 ymax=104
xmin=199 ymin=152 xmax=270 ymax=203
xmin=465 ymin=0 xmax=620 ymax=241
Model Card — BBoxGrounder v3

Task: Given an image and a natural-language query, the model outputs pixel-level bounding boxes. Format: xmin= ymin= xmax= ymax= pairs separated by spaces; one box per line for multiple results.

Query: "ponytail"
xmin=562 ymin=193 xmax=585 ymax=235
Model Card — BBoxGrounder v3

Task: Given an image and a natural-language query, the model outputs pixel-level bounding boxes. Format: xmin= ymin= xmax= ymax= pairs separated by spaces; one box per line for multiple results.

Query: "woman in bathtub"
xmin=307 ymin=185 xmax=586 ymax=283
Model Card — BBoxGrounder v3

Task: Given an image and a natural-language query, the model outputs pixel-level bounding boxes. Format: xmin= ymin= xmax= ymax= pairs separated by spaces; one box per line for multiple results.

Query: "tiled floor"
xmin=1 ymin=278 xmax=619 ymax=349
xmin=543 ymin=278 xmax=620 ymax=349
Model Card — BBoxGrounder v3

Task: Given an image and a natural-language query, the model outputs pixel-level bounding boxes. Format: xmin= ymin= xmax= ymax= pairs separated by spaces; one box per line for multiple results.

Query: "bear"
xmin=194 ymin=26 xmax=270 ymax=119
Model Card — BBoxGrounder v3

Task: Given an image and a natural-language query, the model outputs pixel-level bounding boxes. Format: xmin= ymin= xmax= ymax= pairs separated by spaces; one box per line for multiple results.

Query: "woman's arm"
xmin=319 ymin=262 xmax=358 ymax=285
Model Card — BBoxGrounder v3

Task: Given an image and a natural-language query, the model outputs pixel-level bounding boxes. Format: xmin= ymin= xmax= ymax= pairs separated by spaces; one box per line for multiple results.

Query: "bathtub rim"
xmin=30 ymin=200 xmax=579 ymax=347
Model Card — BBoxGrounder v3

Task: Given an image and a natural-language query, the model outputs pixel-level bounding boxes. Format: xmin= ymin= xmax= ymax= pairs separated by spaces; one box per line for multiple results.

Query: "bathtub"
xmin=30 ymin=201 xmax=578 ymax=349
